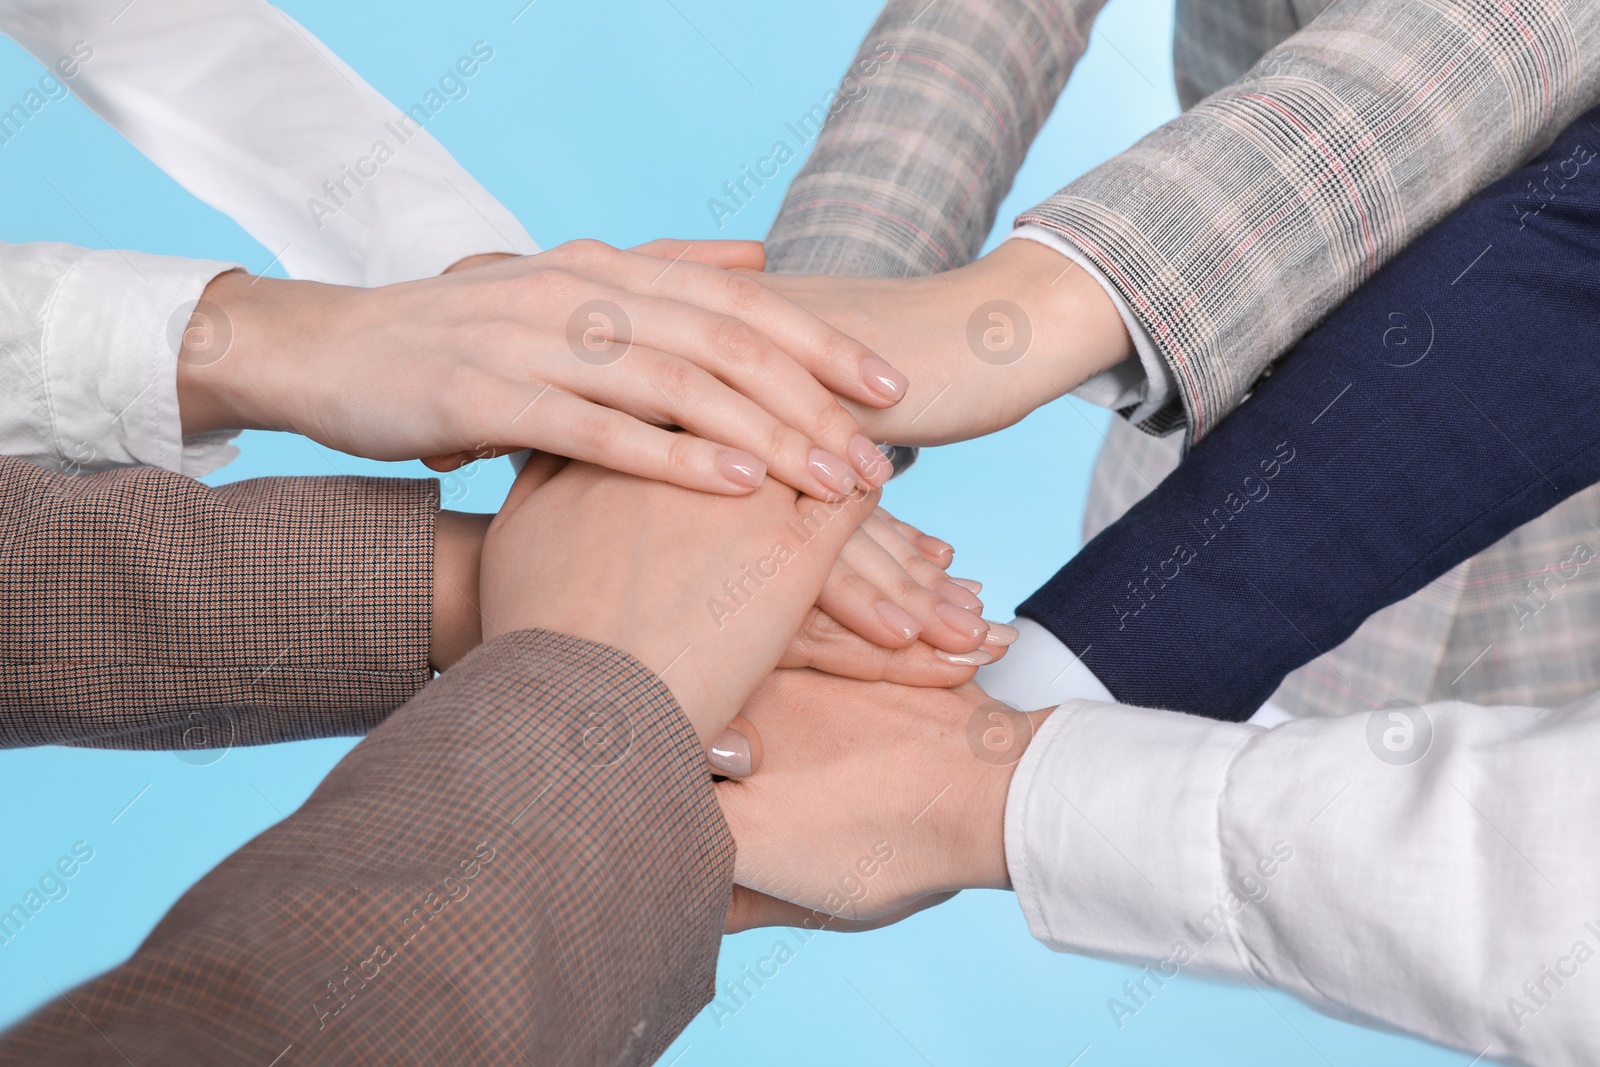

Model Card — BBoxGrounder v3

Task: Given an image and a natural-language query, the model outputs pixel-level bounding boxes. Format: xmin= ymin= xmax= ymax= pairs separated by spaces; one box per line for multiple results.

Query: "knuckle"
xmin=722 ymin=271 xmax=769 ymax=316
xmin=650 ymin=358 xmax=702 ymax=408
xmin=663 ymin=432 xmax=703 ymax=474
xmin=708 ymin=317 xmax=764 ymax=367
xmin=553 ymin=238 xmax=612 ymax=266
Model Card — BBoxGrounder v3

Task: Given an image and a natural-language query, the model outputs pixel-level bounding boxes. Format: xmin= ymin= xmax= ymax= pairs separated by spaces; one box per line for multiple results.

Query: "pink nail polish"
xmin=918 ymin=535 xmax=956 ymax=562
xmin=717 ymin=450 xmax=766 ymax=489
xmin=860 ymin=354 xmax=909 ymax=402
xmin=848 ymin=434 xmax=892 ymax=487
xmin=936 ymin=579 xmax=984 ymax=611
xmin=809 ymin=449 xmax=860 ymax=497
xmin=950 ymin=577 xmax=982 ymax=594
xmin=936 ymin=648 xmax=994 ymax=667
xmin=982 ymin=621 xmax=1020 ymax=646
xmin=934 ymin=601 xmax=987 ymax=640
xmin=875 ymin=600 xmax=921 ymax=641
xmin=708 ymin=729 xmax=753 ymax=778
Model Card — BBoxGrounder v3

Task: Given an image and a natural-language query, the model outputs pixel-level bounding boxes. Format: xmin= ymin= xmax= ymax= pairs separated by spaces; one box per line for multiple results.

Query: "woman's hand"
xmin=748 ymin=239 xmax=1134 ymax=446
xmin=176 ymin=238 xmax=909 ymax=499
xmin=477 ymin=455 xmax=879 ymax=743
xmin=715 ymin=670 xmax=1052 ymax=925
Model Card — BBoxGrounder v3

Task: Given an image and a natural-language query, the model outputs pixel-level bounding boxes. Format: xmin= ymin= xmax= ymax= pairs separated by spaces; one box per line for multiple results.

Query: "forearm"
xmin=0 ymin=632 xmax=734 ymax=1065
xmin=1007 ymin=696 xmax=1600 ymax=1065
xmin=0 ymin=455 xmax=444 ymax=749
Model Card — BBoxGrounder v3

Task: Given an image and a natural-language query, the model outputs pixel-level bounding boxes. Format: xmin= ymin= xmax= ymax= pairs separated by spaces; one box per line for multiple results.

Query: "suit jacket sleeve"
xmin=1019 ymin=0 xmax=1600 ymax=441
xmin=764 ymin=0 xmax=1105 ymax=277
xmin=0 ymin=455 xmax=438 ymax=749
xmin=0 ymin=630 xmax=735 ymax=1067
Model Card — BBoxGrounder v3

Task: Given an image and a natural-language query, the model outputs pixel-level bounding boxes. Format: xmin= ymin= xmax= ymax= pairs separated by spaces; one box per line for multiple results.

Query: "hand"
xmin=431 ymin=509 xmax=491 ymax=672
xmin=177 ymin=238 xmax=909 ymax=499
xmin=749 ymin=239 xmax=1133 ymax=445
xmin=478 ymin=455 xmax=878 ymax=743
xmin=715 ymin=670 xmax=1052 ymax=927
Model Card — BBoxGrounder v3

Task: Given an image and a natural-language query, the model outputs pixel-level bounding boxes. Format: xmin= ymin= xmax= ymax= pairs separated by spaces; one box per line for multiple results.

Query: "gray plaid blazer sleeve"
xmin=0 ymin=630 xmax=735 ymax=1066
xmin=0 ymin=455 xmax=438 ymax=749
xmin=1022 ymin=0 xmax=1600 ymax=440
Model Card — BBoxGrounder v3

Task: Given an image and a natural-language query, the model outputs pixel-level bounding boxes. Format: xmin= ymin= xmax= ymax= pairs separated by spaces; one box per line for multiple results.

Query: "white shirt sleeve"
xmin=0 ymin=241 xmax=241 ymax=475
xmin=1005 ymin=225 xmax=1173 ymax=424
xmin=1005 ymin=693 xmax=1600 ymax=1065
xmin=0 ymin=0 xmax=539 ymax=287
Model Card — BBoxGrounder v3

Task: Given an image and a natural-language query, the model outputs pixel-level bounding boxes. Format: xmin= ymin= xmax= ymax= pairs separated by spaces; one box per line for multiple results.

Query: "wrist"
xmin=432 ymin=509 xmax=491 ymax=671
xmin=950 ymin=703 xmax=1055 ymax=892
xmin=175 ymin=270 xmax=349 ymax=437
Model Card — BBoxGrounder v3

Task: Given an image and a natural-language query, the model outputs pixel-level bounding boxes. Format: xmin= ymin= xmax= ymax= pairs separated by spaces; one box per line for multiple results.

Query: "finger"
xmin=498 ymin=387 xmax=771 ymax=495
xmin=629 ymin=238 xmax=766 ymax=272
xmin=422 ymin=445 xmax=522 ymax=473
xmin=569 ymin=242 xmax=909 ymax=411
xmin=825 ymin=528 xmax=990 ymax=653
xmin=780 ymin=606 xmax=1012 ymax=685
xmin=860 ymin=511 xmax=980 ymax=610
xmin=724 ymin=885 xmax=955 ymax=935
xmin=578 ymin=287 xmax=891 ymax=490
xmin=501 ymin=450 xmax=569 ymax=511
xmin=708 ymin=712 xmax=763 ymax=779
xmin=875 ymin=509 xmax=956 ymax=569
xmin=570 ymin=343 xmax=869 ymax=500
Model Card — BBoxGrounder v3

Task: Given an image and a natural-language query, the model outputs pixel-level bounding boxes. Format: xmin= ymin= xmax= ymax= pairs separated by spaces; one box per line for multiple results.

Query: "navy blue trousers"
xmin=1019 ymin=104 xmax=1600 ymax=721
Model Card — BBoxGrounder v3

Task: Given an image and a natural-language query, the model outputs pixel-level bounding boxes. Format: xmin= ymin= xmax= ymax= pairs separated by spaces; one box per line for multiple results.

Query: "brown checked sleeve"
xmin=0 ymin=630 xmax=735 ymax=1066
xmin=0 ymin=455 xmax=438 ymax=750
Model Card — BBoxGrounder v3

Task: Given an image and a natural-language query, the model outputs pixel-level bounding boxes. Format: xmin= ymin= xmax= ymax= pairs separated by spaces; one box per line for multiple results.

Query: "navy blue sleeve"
xmin=1020 ymin=106 xmax=1600 ymax=721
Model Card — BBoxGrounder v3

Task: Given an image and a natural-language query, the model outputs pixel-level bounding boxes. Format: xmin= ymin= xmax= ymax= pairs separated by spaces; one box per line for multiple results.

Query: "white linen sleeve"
xmin=0 ymin=241 xmax=240 ymax=475
xmin=0 ymin=0 xmax=539 ymax=287
xmin=1005 ymin=225 xmax=1173 ymax=426
xmin=1006 ymin=694 xmax=1600 ymax=1066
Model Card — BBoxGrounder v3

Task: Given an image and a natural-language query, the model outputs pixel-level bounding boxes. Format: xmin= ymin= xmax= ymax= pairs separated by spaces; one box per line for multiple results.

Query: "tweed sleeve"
xmin=0 ymin=631 xmax=735 ymax=1067
xmin=1019 ymin=0 xmax=1600 ymax=441
xmin=0 ymin=456 xmax=438 ymax=749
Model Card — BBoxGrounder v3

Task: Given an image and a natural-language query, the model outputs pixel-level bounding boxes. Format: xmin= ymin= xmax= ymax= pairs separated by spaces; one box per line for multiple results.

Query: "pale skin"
xmin=717 ymin=670 xmax=1053 ymax=932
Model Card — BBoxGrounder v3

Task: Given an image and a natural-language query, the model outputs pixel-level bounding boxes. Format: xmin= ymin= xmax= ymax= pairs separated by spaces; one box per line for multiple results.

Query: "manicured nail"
xmin=875 ymin=600 xmax=921 ymax=641
xmin=950 ymin=577 xmax=981 ymax=594
xmin=934 ymin=601 xmax=988 ymax=640
xmin=918 ymin=535 xmax=956 ymax=562
xmin=860 ymin=354 xmax=909 ymax=401
xmin=936 ymin=648 xmax=994 ymax=667
xmin=809 ymin=449 xmax=860 ymax=497
xmin=717 ymin=450 xmax=766 ymax=490
xmin=983 ymin=621 xmax=1020 ymax=647
xmin=848 ymin=434 xmax=893 ymax=487
xmin=708 ymin=729 xmax=753 ymax=778
xmin=936 ymin=578 xmax=984 ymax=611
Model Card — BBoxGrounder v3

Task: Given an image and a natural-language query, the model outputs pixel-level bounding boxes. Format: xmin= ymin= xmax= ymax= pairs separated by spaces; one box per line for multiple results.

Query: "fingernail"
xmin=717 ymin=450 xmax=766 ymax=490
xmin=983 ymin=621 xmax=1020 ymax=647
xmin=936 ymin=578 xmax=984 ymax=611
xmin=934 ymin=601 xmax=988 ymax=640
xmin=708 ymin=729 xmax=753 ymax=778
xmin=875 ymin=599 xmax=921 ymax=641
xmin=918 ymin=535 xmax=956 ymax=561
xmin=950 ymin=577 xmax=981 ymax=594
xmin=936 ymin=648 xmax=994 ymax=667
xmin=848 ymin=434 xmax=893 ymax=487
xmin=809 ymin=449 xmax=860 ymax=497
xmin=860 ymin=354 xmax=909 ymax=401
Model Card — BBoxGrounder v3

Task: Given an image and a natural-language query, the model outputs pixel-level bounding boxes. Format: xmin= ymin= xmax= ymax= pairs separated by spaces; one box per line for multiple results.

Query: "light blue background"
xmin=0 ymin=1 xmax=1475 ymax=1064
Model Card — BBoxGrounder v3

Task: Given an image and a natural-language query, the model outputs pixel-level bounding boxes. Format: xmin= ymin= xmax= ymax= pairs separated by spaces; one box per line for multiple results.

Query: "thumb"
xmin=629 ymin=238 xmax=766 ymax=272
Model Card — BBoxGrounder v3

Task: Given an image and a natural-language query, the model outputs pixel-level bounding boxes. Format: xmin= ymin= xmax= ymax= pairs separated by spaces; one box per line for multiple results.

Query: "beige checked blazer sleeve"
xmin=0 ymin=630 xmax=734 ymax=1066
xmin=769 ymin=0 xmax=1600 ymax=716
xmin=0 ymin=455 xmax=438 ymax=749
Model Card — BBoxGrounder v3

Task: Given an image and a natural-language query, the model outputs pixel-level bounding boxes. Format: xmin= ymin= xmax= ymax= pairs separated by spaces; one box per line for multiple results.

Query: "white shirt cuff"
xmin=46 ymin=249 xmax=242 ymax=476
xmin=1005 ymin=700 xmax=1263 ymax=975
xmin=976 ymin=617 xmax=1113 ymax=709
xmin=1005 ymin=225 xmax=1174 ymax=424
